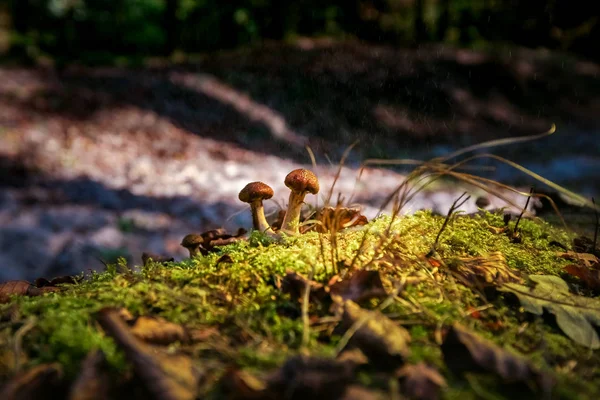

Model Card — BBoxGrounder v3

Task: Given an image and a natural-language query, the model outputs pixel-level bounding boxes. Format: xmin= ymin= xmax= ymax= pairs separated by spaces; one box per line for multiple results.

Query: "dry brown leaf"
xmin=34 ymin=275 xmax=80 ymax=287
xmin=0 ymin=363 xmax=64 ymax=400
xmin=281 ymin=270 xmax=328 ymax=303
xmin=441 ymin=324 xmax=553 ymax=393
xmin=68 ymin=350 xmax=111 ymax=400
xmin=340 ymin=385 xmax=383 ymax=400
xmin=130 ymin=316 xmax=190 ymax=345
xmin=396 ymin=362 xmax=447 ymax=400
xmin=266 ymin=356 xmax=357 ymax=400
xmin=311 ymin=207 xmax=368 ymax=233
xmin=556 ymin=251 xmax=599 ymax=267
xmin=450 ymin=252 xmax=521 ymax=286
xmin=329 ymin=270 xmax=388 ymax=303
xmin=219 ymin=368 xmax=267 ymax=400
xmin=97 ymin=308 xmax=200 ymax=400
xmin=339 ymin=300 xmax=411 ymax=368
xmin=564 ymin=263 xmax=600 ymax=290
xmin=0 ymin=280 xmax=61 ymax=303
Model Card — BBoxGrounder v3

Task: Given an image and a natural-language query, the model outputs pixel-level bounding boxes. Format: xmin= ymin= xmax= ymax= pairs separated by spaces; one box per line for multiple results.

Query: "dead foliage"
xmin=396 ymin=362 xmax=447 ymax=400
xmin=561 ymin=251 xmax=600 ymax=290
xmin=96 ymin=308 xmax=201 ymax=400
xmin=266 ymin=356 xmax=358 ymax=400
xmin=309 ymin=207 xmax=368 ymax=233
xmin=449 ymin=252 xmax=522 ymax=287
xmin=328 ymin=270 xmax=388 ymax=303
xmin=337 ymin=300 xmax=411 ymax=369
xmin=129 ymin=316 xmax=190 ymax=345
xmin=280 ymin=270 xmax=328 ymax=303
xmin=441 ymin=324 xmax=553 ymax=394
xmin=0 ymin=363 xmax=65 ymax=400
xmin=68 ymin=350 xmax=111 ymax=400
xmin=0 ymin=280 xmax=61 ymax=303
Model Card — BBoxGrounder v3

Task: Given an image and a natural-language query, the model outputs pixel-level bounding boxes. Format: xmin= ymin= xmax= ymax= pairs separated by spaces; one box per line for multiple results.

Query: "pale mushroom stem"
xmin=251 ymin=201 xmax=274 ymax=234
xmin=188 ymin=246 xmax=200 ymax=258
xmin=281 ymin=191 xmax=306 ymax=234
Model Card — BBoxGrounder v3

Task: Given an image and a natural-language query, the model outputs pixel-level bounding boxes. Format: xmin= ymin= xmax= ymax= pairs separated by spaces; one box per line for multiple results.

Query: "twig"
xmin=430 ymin=192 xmax=470 ymax=255
xmin=514 ymin=187 xmax=534 ymax=233
xmin=13 ymin=317 xmax=37 ymax=372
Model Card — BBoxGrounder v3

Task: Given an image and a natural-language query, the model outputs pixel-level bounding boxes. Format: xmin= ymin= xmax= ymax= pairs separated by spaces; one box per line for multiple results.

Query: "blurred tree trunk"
xmin=163 ymin=0 xmax=179 ymax=55
xmin=436 ymin=0 xmax=450 ymax=41
xmin=414 ymin=0 xmax=427 ymax=42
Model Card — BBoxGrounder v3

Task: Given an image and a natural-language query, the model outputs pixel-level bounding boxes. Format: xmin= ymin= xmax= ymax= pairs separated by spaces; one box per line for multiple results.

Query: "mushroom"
xmin=280 ymin=169 xmax=320 ymax=234
xmin=238 ymin=182 xmax=275 ymax=234
xmin=180 ymin=234 xmax=204 ymax=258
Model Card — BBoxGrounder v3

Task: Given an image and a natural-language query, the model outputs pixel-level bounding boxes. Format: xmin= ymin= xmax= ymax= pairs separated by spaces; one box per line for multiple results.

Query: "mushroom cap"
xmin=239 ymin=181 xmax=274 ymax=203
xmin=180 ymin=233 xmax=203 ymax=248
xmin=284 ymin=169 xmax=319 ymax=194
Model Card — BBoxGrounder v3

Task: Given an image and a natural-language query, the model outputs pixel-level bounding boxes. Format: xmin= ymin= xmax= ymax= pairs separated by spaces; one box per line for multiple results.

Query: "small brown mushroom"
xmin=280 ymin=169 xmax=320 ymax=234
xmin=180 ymin=234 xmax=204 ymax=258
xmin=238 ymin=182 xmax=275 ymax=234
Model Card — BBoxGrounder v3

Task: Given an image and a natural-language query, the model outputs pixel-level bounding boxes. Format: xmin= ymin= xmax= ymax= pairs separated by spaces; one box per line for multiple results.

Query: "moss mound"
xmin=1 ymin=210 xmax=599 ymax=399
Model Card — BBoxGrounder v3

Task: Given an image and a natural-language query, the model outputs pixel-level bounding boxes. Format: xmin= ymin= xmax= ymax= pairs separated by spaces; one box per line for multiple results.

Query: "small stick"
xmin=430 ymin=191 xmax=470 ymax=254
xmin=514 ymin=187 xmax=534 ymax=233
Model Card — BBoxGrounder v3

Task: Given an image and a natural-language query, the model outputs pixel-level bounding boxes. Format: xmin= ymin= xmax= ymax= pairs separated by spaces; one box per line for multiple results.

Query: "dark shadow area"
xmin=2 ymin=42 xmax=598 ymax=164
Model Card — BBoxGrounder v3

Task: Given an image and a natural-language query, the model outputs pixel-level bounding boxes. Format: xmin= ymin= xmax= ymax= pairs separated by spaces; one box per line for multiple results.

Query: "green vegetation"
xmin=2 ymin=1 xmax=599 ymax=65
xmin=1 ymin=209 xmax=599 ymax=398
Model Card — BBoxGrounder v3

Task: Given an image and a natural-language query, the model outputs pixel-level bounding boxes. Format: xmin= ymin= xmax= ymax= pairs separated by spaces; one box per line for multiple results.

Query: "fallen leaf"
xmin=201 ymin=228 xmax=247 ymax=252
xmin=396 ymin=362 xmax=447 ymax=400
xmin=130 ymin=316 xmax=190 ymax=345
xmin=281 ymin=270 xmax=328 ymax=303
xmin=68 ymin=350 xmax=110 ymax=400
xmin=556 ymin=252 xmax=598 ymax=267
xmin=341 ymin=385 xmax=383 ymax=400
xmin=441 ymin=324 xmax=553 ymax=393
xmin=338 ymin=300 xmax=411 ymax=368
xmin=34 ymin=275 xmax=79 ymax=287
xmin=97 ymin=308 xmax=200 ymax=400
xmin=564 ymin=263 xmax=600 ymax=290
xmin=329 ymin=270 xmax=388 ymax=303
xmin=0 ymin=363 xmax=64 ymax=400
xmin=310 ymin=207 xmax=368 ymax=233
xmin=219 ymin=368 xmax=267 ymax=399
xmin=266 ymin=356 xmax=356 ymax=400
xmin=0 ymin=280 xmax=61 ymax=303
xmin=572 ymin=236 xmax=598 ymax=255
xmin=0 ymin=281 xmax=31 ymax=302
xmin=142 ymin=252 xmax=174 ymax=266
xmin=450 ymin=252 xmax=521 ymax=286
xmin=499 ymin=275 xmax=600 ymax=348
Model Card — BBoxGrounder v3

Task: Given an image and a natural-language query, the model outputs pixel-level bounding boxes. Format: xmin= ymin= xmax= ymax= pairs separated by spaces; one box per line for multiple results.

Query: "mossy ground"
xmin=1 ymin=210 xmax=599 ymax=399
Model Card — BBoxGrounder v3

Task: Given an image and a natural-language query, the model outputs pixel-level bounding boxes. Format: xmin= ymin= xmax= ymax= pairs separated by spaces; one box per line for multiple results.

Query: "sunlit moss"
xmin=0 ymin=210 xmax=597 ymax=398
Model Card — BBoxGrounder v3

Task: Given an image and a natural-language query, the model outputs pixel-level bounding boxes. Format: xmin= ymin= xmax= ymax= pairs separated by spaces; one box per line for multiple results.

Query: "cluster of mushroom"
xmin=238 ymin=168 xmax=320 ymax=236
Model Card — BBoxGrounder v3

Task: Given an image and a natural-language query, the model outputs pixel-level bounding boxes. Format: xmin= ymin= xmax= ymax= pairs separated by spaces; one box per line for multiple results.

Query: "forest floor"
xmin=0 ymin=38 xmax=599 ymax=282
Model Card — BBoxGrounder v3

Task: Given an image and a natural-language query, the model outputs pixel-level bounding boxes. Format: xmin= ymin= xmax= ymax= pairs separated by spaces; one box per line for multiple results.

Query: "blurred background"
xmin=0 ymin=0 xmax=598 ymax=281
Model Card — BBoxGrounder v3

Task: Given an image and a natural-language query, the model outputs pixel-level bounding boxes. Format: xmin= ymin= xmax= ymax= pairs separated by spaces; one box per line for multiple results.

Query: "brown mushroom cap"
xmin=284 ymin=169 xmax=319 ymax=194
xmin=238 ymin=182 xmax=274 ymax=203
xmin=180 ymin=233 xmax=203 ymax=248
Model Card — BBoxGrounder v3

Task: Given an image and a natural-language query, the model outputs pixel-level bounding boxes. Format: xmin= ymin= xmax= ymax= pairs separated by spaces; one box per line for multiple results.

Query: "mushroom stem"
xmin=188 ymin=246 xmax=200 ymax=258
xmin=251 ymin=201 xmax=275 ymax=234
xmin=281 ymin=191 xmax=306 ymax=234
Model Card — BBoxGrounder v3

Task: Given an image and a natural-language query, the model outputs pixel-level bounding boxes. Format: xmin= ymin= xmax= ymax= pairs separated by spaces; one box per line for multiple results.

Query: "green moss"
xmin=1 ymin=210 xmax=598 ymax=398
